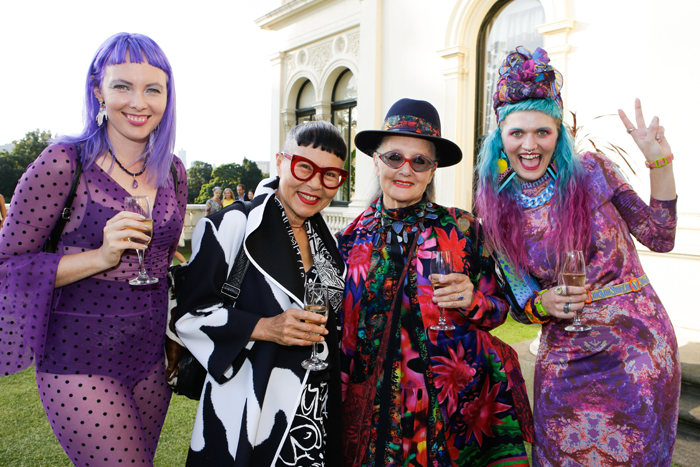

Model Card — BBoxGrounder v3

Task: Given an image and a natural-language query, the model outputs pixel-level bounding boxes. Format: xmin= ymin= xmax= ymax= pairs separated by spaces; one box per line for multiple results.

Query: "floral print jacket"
xmin=337 ymin=199 xmax=532 ymax=467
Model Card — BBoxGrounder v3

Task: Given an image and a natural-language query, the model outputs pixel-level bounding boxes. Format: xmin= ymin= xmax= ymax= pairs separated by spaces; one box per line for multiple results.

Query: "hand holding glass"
xmin=124 ymin=196 xmax=158 ymax=286
xmin=430 ymin=251 xmax=455 ymax=331
xmin=301 ymin=284 xmax=329 ymax=371
xmin=562 ymin=250 xmax=590 ymax=332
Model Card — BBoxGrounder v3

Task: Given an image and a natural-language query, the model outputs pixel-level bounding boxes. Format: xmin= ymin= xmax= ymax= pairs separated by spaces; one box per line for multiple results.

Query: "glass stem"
xmin=311 ymin=342 xmax=318 ymax=359
xmin=136 ymin=249 xmax=147 ymax=277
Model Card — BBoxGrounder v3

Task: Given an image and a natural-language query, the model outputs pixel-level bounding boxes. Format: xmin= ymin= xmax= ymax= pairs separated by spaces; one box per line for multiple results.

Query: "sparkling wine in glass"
xmin=301 ymin=284 xmax=329 ymax=371
xmin=124 ymin=196 xmax=158 ymax=286
xmin=562 ymin=250 xmax=590 ymax=332
xmin=429 ymin=251 xmax=455 ymax=331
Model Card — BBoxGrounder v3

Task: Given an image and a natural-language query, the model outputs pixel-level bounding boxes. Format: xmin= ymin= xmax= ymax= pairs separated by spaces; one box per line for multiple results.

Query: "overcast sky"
xmin=0 ymin=0 xmax=281 ymax=168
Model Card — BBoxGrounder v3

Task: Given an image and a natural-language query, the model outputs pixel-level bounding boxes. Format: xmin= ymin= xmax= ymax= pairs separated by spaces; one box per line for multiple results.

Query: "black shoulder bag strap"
xmin=221 ymin=200 xmax=252 ymax=304
xmin=42 ymin=147 xmax=83 ymax=253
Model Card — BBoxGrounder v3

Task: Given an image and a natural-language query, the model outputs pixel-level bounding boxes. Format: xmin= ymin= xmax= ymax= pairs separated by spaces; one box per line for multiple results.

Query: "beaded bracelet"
xmin=534 ymin=289 xmax=549 ymax=317
xmin=645 ymin=154 xmax=674 ymax=169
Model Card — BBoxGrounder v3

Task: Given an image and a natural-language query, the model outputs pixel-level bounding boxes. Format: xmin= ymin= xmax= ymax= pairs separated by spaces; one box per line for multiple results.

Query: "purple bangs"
xmin=55 ymin=33 xmax=177 ymax=188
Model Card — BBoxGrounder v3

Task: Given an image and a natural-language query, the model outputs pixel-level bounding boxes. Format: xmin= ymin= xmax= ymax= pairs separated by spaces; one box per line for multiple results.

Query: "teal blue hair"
xmin=475 ymin=98 xmax=591 ymax=274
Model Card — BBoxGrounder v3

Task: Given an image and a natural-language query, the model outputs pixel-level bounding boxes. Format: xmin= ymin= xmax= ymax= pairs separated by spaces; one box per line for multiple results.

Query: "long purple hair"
xmin=55 ymin=32 xmax=176 ymax=188
xmin=475 ymin=99 xmax=591 ymax=276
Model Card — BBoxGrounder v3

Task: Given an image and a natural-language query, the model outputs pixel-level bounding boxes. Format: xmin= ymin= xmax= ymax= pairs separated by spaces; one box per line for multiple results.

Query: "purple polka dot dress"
xmin=0 ymin=143 xmax=187 ymax=465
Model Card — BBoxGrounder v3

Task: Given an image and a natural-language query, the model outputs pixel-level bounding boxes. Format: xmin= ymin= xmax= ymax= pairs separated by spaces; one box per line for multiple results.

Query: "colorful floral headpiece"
xmin=493 ymin=46 xmax=563 ymax=122
xmin=382 ymin=115 xmax=441 ymax=137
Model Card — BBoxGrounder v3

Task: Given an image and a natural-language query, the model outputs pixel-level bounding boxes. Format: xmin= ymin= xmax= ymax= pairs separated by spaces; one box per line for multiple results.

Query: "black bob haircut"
xmin=283 ymin=121 xmax=348 ymax=161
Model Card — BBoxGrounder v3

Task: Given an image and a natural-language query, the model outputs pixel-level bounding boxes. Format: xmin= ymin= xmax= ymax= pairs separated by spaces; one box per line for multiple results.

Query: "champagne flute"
xmin=301 ymin=284 xmax=329 ymax=371
xmin=124 ymin=196 xmax=158 ymax=286
xmin=562 ymin=250 xmax=590 ymax=332
xmin=429 ymin=251 xmax=455 ymax=331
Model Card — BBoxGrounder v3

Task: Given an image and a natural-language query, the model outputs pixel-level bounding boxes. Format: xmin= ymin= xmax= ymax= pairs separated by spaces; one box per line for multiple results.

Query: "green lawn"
xmin=0 ymin=366 xmax=198 ymax=466
xmin=491 ymin=313 xmax=541 ymax=343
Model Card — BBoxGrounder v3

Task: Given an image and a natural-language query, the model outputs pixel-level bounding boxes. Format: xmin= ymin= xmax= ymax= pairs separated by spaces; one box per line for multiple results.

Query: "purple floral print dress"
xmin=511 ymin=153 xmax=680 ymax=466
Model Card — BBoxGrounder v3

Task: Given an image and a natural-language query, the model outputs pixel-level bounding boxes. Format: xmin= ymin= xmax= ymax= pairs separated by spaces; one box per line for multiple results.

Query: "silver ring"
xmin=656 ymin=135 xmax=662 ymax=141
xmin=457 ymin=294 xmax=464 ymax=300
xmin=563 ymin=302 xmax=571 ymax=314
xmin=627 ymin=128 xmax=636 ymax=133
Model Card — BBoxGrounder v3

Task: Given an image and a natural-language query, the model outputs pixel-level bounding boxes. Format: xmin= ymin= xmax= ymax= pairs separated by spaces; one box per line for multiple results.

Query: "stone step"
xmin=672 ymin=423 xmax=700 ymax=467
xmin=680 ymin=363 xmax=700 ymax=431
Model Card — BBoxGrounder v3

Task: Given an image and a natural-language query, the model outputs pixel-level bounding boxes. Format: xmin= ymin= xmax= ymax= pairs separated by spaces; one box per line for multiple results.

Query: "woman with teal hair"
xmin=475 ymin=46 xmax=679 ymax=466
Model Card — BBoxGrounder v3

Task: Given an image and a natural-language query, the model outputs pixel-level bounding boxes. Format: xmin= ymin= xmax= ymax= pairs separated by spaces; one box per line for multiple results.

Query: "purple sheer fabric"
xmin=0 ymin=143 xmax=187 ymax=465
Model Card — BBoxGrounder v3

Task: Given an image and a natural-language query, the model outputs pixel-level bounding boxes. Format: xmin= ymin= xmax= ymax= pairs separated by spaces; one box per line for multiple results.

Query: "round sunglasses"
xmin=281 ymin=153 xmax=348 ymax=189
xmin=376 ymin=150 xmax=437 ymax=172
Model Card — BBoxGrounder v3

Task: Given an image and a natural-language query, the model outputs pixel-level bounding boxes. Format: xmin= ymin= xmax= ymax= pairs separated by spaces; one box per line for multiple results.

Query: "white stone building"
xmin=255 ymin=0 xmax=699 ymax=338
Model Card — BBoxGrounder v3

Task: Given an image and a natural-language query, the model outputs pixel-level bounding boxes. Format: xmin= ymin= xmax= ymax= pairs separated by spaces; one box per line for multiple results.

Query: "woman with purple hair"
xmin=475 ymin=46 xmax=679 ymax=466
xmin=0 ymin=33 xmax=187 ymax=465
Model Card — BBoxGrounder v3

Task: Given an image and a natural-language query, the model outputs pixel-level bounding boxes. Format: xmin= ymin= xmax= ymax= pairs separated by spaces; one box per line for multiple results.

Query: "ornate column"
xmin=438 ymin=45 xmax=470 ymax=210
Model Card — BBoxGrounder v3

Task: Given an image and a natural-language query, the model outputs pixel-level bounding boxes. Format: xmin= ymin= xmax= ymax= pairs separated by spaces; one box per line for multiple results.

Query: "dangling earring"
xmin=497 ymin=152 xmax=516 ymax=193
xmin=96 ymin=101 xmax=107 ymax=127
xmin=546 ymin=160 xmax=558 ymax=180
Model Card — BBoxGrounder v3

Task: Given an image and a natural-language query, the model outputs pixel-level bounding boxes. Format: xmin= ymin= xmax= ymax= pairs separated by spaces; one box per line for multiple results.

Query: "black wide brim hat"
xmin=354 ymin=98 xmax=463 ymax=168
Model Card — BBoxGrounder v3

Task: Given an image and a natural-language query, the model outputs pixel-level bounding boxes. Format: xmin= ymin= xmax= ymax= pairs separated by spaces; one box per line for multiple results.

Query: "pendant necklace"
xmin=109 ymin=148 xmax=149 ymax=189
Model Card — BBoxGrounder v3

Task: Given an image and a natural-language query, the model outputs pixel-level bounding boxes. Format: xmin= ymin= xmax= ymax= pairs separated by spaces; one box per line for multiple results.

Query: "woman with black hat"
xmin=337 ymin=98 xmax=533 ymax=466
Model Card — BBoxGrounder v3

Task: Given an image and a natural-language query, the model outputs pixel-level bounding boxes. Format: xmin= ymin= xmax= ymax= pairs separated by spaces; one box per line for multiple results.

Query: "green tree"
xmin=186 ymin=161 xmax=213 ymax=204
xmin=0 ymin=129 xmax=52 ymax=200
xmin=239 ymin=158 xmax=266 ymax=195
xmin=193 ymin=158 xmax=266 ymax=204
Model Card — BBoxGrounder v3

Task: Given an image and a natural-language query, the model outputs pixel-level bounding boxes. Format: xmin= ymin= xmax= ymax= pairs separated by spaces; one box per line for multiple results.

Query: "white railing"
xmin=182 ymin=205 xmax=207 ymax=242
xmin=322 ymin=205 xmax=362 ymax=235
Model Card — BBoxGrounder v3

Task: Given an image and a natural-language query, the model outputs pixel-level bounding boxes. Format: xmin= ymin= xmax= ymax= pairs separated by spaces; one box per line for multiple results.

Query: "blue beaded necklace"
xmin=517 ymin=173 xmax=555 ymax=209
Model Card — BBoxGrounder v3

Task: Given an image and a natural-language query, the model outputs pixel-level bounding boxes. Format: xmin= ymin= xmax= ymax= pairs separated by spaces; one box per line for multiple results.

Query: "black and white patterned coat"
xmin=176 ymin=178 xmax=345 ymax=466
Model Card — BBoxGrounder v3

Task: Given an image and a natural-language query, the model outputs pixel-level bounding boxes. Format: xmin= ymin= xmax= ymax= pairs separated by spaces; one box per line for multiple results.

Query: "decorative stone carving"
xmin=348 ymin=32 xmax=360 ymax=57
xmin=308 ymin=42 xmax=333 ymax=74
xmin=335 ymin=36 xmax=346 ymax=54
xmin=298 ymin=50 xmax=307 ymax=65
xmin=286 ymin=53 xmax=296 ymax=78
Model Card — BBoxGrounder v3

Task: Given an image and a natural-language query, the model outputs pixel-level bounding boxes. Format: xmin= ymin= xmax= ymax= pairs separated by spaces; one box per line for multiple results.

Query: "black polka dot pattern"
xmin=0 ymin=143 xmax=187 ymax=465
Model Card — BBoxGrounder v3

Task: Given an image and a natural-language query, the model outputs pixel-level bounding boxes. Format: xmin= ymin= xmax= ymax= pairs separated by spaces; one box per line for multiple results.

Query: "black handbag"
xmin=165 ymin=201 xmax=251 ymax=400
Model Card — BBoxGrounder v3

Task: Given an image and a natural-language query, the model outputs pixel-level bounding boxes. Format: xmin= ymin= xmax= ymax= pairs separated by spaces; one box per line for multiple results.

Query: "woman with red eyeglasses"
xmin=336 ymin=99 xmax=533 ymax=466
xmin=174 ymin=121 xmax=350 ymax=466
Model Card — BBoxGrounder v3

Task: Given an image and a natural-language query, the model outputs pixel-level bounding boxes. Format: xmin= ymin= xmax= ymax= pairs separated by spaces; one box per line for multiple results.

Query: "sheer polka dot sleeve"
xmin=0 ymin=143 xmax=79 ymax=375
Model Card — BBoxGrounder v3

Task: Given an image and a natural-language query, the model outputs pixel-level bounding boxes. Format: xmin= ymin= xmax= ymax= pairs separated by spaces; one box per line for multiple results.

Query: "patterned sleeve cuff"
xmin=523 ymin=295 xmax=550 ymax=324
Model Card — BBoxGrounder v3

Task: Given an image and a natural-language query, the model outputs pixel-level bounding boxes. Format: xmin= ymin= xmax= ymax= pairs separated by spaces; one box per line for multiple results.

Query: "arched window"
xmin=296 ymin=79 xmax=316 ymax=124
xmin=331 ymin=69 xmax=358 ymax=204
xmin=475 ymin=0 xmax=545 ymax=144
